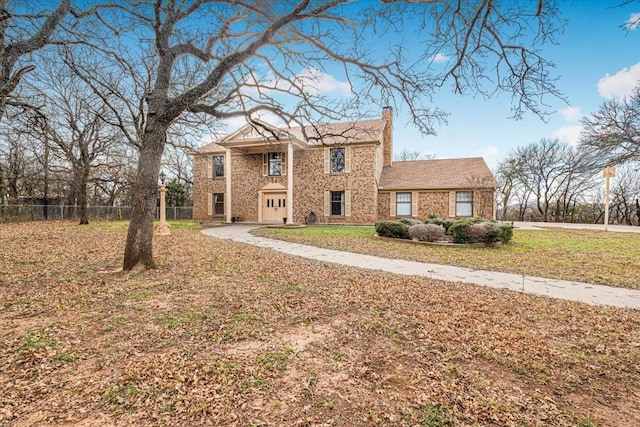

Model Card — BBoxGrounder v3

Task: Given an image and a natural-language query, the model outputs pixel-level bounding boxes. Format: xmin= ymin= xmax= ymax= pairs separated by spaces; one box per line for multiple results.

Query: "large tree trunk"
xmin=123 ymin=121 xmax=167 ymax=271
xmin=78 ymin=164 xmax=90 ymax=225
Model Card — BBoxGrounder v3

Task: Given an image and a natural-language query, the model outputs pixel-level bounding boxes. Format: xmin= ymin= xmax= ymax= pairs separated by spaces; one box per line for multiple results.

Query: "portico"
xmin=215 ymin=121 xmax=304 ymax=224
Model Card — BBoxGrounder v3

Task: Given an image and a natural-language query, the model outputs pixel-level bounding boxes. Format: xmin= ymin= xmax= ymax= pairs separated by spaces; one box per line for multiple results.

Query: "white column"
xmin=287 ymin=141 xmax=294 ymax=224
xmin=225 ymin=148 xmax=232 ymax=223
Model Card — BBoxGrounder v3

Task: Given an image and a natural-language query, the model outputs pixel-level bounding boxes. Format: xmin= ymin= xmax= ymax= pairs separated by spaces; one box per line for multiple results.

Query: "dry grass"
xmin=253 ymin=225 xmax=640 ymax=289
xmin=1 ymin=221 xmax=639 ymax=426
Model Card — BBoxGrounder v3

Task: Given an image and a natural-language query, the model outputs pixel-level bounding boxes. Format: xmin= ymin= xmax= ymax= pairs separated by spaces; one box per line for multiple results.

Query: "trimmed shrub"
xmin=496 ymin=223 xmax=514 ymax=243
xmin=449 ymin=219 xmax=514 ymax=244
xmin=426 ymin=217 xmax=454 ymax=232
xmin=409 ymin=223 xmax=446 ymax=242
xmin=398 ymin=218 xmax=423 ymax=226
xmin=467 ymin=222 xmax=495 ymax=243
xmin=375 ymin=221 xmax=410 ymax=239
xmin=448 ymin=219 xmax=473 ymax=243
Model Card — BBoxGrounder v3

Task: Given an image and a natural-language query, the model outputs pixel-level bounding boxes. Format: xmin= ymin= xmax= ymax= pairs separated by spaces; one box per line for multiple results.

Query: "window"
xmin=456 ymin=191 xmax=473 ymax=217
xmin=330 ymin=191 xmax=344 ymax=216
xmin=396 ymin=192 xmax=412 ymax=217
xmin=266 ymin=198 xmax=285 ymax=208
xmin=267 ymin=152 xmax=283 ymax=176
xmin=212 ymin=155 xmax=224 ymax=177
xmin=213 ymin=193 xmax=224 ymax=216
xmin=330 ymin=147 xmax=345 ymax=173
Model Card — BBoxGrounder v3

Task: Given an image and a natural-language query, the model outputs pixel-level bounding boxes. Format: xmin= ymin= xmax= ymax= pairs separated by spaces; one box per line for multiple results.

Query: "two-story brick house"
xmin=192 ymin=108 xmax=498 ymax=224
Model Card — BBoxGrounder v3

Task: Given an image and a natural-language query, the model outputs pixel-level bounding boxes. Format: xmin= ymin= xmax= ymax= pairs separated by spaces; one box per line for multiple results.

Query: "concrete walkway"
xmin=201 ymin=225 xmax=640 ymax=310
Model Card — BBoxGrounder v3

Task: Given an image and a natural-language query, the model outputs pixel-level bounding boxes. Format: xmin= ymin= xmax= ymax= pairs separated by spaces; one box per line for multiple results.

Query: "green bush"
xmin=448 ymin=219 xmax=473 ymax=243
xmin=375 ymin=221 xmax=410 ymax=239
xmin=409 ymin=223 xmax=446 ymax=242
xmin=448 ymin=219 xmax=514 ymax=244
xmin=496 ymin=223 xmax=514 ymax=243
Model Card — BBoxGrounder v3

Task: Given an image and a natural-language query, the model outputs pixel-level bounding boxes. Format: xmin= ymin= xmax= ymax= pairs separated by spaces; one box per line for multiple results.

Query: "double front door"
xmin=263 ymin=192 xmax=287 ymax=222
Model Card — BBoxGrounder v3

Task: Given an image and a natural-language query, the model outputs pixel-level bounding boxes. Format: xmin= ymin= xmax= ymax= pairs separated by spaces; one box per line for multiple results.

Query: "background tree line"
xmin=495 ymin=86 xmax=640 ymax=225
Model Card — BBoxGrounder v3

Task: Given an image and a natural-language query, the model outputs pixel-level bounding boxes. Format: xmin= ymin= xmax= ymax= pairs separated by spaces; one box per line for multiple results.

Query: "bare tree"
xmin=609 ymin=163 xmax=640 ymax=225
xmin=17 ymin=55 xmax=123 ymax=225
xmin=494 ymin=155 xmax=524 ymax=221
xmin=580 ymin=85 xmax=640 ymax=165
xmin=0 ymin=122 xmax=42 ymax=204
xmin=0 ymin=0 xmax=71 ymax=120
xmin=69 ymin=0 xmax=563 ymax=270
xmin=502 ymin=138 xmax=594 ymax=222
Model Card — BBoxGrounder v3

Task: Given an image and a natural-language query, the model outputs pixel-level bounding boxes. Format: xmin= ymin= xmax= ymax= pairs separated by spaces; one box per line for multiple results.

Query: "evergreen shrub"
xmin=375 ymin=221 xmax=410 ymax=239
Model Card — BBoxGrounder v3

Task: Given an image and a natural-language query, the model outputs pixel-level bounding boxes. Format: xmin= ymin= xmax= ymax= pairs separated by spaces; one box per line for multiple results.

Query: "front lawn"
xmin=1 ymin=222 xmax=639 ymax=426
xmin=253 ymin=225 xmax=640 ymax=289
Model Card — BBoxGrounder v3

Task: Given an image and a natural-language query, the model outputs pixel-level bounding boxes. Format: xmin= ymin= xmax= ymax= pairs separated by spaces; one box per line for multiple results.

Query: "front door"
xmin=262 ymin=192 xmax=287 ymax=222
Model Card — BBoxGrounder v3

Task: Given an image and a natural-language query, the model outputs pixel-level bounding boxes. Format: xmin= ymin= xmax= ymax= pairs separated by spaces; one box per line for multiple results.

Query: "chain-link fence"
xmin=0 ymin=205 xmax=193 ymax=222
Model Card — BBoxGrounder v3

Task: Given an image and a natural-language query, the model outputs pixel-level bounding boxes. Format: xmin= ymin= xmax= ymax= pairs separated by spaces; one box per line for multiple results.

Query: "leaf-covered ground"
xmin=253 ymin=226 xmax=640 ymax=289
xmin=1 ymin=221 xmax=639 ymax=426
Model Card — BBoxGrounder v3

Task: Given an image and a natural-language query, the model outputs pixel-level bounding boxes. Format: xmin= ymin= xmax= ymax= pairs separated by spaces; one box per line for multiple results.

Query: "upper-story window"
xmin=330 ymin=147 xmax=345 ymax=173
xmin=212 ymin=155 xmax=224 ymax=177
xmin=267 ymin=152 xmax=283 ymax=176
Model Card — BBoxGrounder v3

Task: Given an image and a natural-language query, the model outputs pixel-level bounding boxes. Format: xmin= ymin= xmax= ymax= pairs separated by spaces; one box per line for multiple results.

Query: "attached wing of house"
xmin=192 ymin=109 xmax=498 ymax=224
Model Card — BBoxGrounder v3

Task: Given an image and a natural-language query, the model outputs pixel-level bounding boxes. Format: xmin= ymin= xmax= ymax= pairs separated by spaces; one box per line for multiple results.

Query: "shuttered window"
xmin=263 ymin=152 xmax=286 ymax=176
xmin=325 ymin=146 xmax=351 ymax=174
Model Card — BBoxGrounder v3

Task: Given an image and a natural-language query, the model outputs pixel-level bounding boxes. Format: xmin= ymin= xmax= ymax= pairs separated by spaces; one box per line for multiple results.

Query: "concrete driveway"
xmin=202 ymin=224 xmax=640 ymax=310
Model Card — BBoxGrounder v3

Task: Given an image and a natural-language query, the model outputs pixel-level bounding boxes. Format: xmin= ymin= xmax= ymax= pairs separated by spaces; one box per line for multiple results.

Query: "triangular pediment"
xmin=220 ymin=120 xmax=296 ymax=144
xmin=260 ymin=182 xmax=287 ymax=191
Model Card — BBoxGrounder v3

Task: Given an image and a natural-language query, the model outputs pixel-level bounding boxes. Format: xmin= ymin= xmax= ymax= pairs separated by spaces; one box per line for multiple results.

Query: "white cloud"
xmin=223 ymin=116 xmax=248 ymax=131
xmin=560 ymin=106 xmax=582 ymax=122
xmin=431 ymin=53 xmax=449 ymax=63
xmin=597 ymin=62 xmax=640 ymax=99
xmin=473 ymin=145 xmax=499 ymax=159
xmin=222 ymin=111 xmax=284 ymax=134
xmin=552 ymin=125 xmax=583 ymax=147
xmin=295 ymin=67 xmax=352 ymax=97
xmin=625 ymin=12 xmax=640 ymax=30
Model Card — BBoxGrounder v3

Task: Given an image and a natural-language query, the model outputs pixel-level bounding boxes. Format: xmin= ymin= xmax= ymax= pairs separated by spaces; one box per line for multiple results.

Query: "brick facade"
xmin=193 ymin=113 xmax=497 ymax=224
xmin=377 ymin=190 xmax=495 ymax=222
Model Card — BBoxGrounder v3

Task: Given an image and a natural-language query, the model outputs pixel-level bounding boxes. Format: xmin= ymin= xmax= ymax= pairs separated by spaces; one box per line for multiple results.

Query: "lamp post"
xmin=603 ymin=166 xmax=616 ymax=232
xmin=155 ymin=170 xmax=171 ymax=235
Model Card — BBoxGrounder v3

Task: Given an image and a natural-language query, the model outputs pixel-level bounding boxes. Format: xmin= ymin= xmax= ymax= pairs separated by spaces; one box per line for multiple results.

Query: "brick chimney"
xmin=382 ymin=106 xmax=393 ymax=166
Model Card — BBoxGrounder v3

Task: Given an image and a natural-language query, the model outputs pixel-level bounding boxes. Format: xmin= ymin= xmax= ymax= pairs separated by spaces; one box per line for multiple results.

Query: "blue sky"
xmin=220 ymin=2 xmax=639 ymax=169
xmin=391 ymin=1 xmax=640 ymax=168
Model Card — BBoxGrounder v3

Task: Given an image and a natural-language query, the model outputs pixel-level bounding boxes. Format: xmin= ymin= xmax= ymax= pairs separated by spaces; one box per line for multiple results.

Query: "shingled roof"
xmin=379 ymin=157 xmax=498 ymax=190
xmin=196 ymin=119 xmax=386 ymax=153
xmin=288 ymin=119 xmax=386 ymax=146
